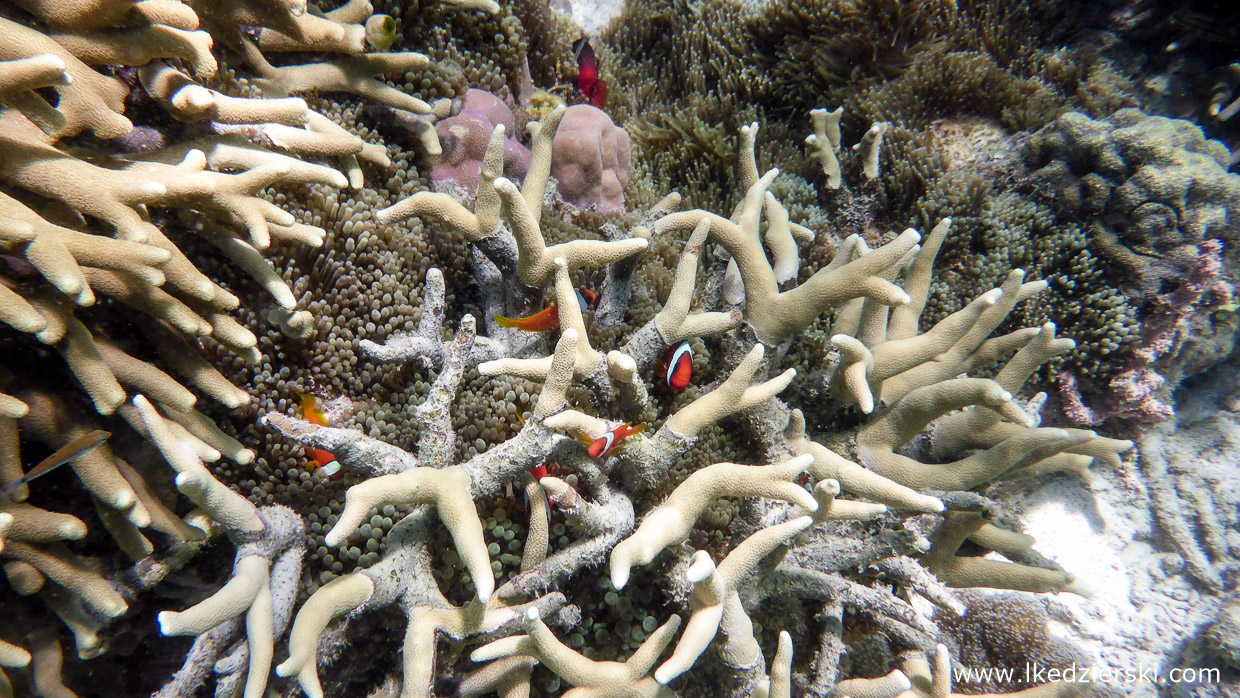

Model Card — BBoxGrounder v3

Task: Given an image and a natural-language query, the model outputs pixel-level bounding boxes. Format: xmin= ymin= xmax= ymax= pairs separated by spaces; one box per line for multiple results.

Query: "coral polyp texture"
xmin=0 ymin=0 xmax=1237 ymax=697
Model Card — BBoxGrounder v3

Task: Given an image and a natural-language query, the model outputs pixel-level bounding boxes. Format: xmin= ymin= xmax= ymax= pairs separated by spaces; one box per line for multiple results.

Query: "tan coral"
xmin=783 ymin=408 xmax=944 ymax=513
xmin=18 ymin=392 xmax=147 ymax=524
xmin=12 ymin=0 xmax=200 ymax=32
xmin=0 ymin=18 xmax=132 ymax=140
xmin=805 ymin=107 xmax=844 ymax=189
xmin=378 ymin=108 xmax=647 ymax=286
xmin=754 ymin=630 xmax=792 ymax=698
xmin=193 ymin=0 xmax=366 ymax=54
xmin=459 ymin=655 xmax=537 ymax=698
xmin=835 ymin=670 xmax=914 ymax=698
xmin=609 ymin=456 xmax=817 ymax=589
xmin=900 ymin=643 xmax=1094 ymax=697
xmin=473 ymin=607 xmax=682 ymax=698
xmin=242 ymin=38 xmax=435 ymax=114
xmin=927 ymin=323 xmax=1134 ymax=477
xmin=326 ymin=465 xmax=493 ymax=602
xmin=922 ymin=513 xmax=1089 ymax=596
xmin=653 ymin=120 xmax=919 ymax=345
xmin=655 ymin=173 xmax=918 ymax=346
xmin=828 ymin=222 xmax=1041 ymax=412
xmin=49 ymin=23 xmax=217 ymax=77
xmin=0 ymin=190 xmax=171 ymax=307
xmin=651 ymin=218 xmax=744 ymax=344
xmin=655 ymin=516 xmax=814 ymax=684
xmin=0 ymin=634 xmax=30 ymax=697
xmin=857 ymin=377 xmax=1098 ymax=491
xmin=0 ymin=55 xmax=71 ymax=136
xmin=139 ymin=60 xmax=307 ymax=125
xmin=665 ymin=344 xmax=795 ymax=438
xmin=480 ymin=257 xmax=634 ymax=385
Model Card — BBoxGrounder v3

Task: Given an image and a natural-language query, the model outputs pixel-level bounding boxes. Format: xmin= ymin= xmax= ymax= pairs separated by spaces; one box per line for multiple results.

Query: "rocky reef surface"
xmin=0 ymin=1 xmax=1237 ymax=697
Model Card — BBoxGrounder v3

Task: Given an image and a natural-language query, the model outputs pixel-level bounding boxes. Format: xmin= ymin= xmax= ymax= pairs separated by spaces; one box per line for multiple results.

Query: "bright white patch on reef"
xmin=982 ymin=427 xmax=1231 ymax=697
xmin=569 ymin=0 xmax=626 ymax=35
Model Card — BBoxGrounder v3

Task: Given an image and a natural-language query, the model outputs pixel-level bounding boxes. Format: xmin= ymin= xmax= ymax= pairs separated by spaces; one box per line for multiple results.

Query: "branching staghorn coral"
xmin=0 ymin=54 xmax=71 ymax=137
xmin=241 ymin=37 xmax=436 ymax=115
xmin=0 ymin=0 xmax=479 ymax=688
xmin=0 ymin=16 xmax=132 ymax=139
xmin=264 ymin=325 xmax=579 ymax=697
xmin=900 ymin=644 xmax=1094 ymax=698
xmin=480 ymin=257 xmax=635 ymax=391
xmin=0 ymin=1 xmax=1153 ymax=695
xmin=653 ymin=144 xmax=920 ymax=346
xmin=375 ymin=107 xmax=648 ymax=289
xmin=920 ymin=512 xmax=1088 ymax=596
xmin=782 ymin=408 xmax=944 ymax=513
xmin=47 ymin=20 xmax=218 ymax=78
xmin=472 ymin=606 xmax=682 ymax=698
xmin=609 ymin=457 xmax=818 ymax=590
xmin=822 ymin=211 xmax=1133 ymax=491
xmin=655 ymin=516 xmax=814 ymax=687
xmin=139 ymin=60 xmax=308 ymax=126
xmin=191 ymin=0 xmax=375 ymax=54
xmin=0 ymin=390 xmax=215 ymax=664
xmin=617 ymin=217 xmax=744 ymax=373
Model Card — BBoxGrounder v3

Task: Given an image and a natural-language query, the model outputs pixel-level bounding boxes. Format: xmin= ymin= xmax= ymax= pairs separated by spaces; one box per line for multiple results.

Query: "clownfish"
xmin=573 ymin=38 xmax=607 ymax=108
xmin=494 ymin=289 xmax=596 ymax=332
xmin=525 ymin=463 xmax=555 ymax=525
xmin=298 ymin=394 xmax=340 ymax=477
xmin=657 ymin=341 xmax=693 ymax=392
xmin=582 ymin=422 xmax=645 ymax=458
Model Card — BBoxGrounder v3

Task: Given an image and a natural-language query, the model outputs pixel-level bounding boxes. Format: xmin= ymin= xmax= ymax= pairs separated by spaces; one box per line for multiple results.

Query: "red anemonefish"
xmin=298 ymin=394 xmax=340 ymax=477
xmin=494 ymin=289 xmax=596 ymax=332
xmin=583 ymin=422 xmax=646 ymax=458
xmin=657 ymin=341 xmax=694 ymax=392
xmin=526 ymin=463 xmax=554 ymax=525
xmin=573 ymin=38 xmax=607 ymax=108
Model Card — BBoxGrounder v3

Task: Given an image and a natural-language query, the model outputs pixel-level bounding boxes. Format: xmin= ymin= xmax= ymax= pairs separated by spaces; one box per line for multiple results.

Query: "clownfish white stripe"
xmin=666 ymin=341 xmax=693 ymax=388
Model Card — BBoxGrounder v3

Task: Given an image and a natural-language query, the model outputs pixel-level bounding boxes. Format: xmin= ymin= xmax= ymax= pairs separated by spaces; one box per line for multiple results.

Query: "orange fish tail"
xmin=495 ymin=315 xmax=518 ymax=328
xmin=299 ymin=394 xmax=328 ymax=426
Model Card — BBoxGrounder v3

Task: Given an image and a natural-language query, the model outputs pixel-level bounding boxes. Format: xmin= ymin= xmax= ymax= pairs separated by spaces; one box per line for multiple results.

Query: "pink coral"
xmin=430 ymin=89 xmax=529 ymax=193
xmin=550 ymin=104 xmax=630 ymax=213
xmin=1059 ymin=239 xmax=1236 ymax=428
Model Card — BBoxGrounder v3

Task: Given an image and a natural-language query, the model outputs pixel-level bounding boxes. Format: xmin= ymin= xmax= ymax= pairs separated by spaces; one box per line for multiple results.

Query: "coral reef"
xmin=550 ymin=104 xmax=631 ymax=213
xmin=0 ymin=0 xmax=1235 ymax=697
xmin=1023 ymin=108 xmax=1240 ymax=427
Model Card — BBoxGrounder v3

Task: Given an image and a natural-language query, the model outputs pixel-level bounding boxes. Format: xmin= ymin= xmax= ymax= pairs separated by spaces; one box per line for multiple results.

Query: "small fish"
xmin=2 ymin=430 xmax=110 ymax=497
xmin=658 ymin=341 xmax=694 ymax=392
xmin=298 ymin=394 xmax=340 ymax=477
xmin=494 ymin=289 xmax=596 ymax=332
xmin=573 ymin=38 xmax=607 ymax=108
xmin=583 ymin=422 xmax=645 ymax=458
xmin=365 ymin=14 xmax=397 ymax=51
xmin=525 ymin=463 xmax=554 ymax=525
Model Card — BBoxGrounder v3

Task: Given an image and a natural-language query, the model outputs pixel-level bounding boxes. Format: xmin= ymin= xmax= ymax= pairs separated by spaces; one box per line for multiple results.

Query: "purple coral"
xmin=430 ymin=88 xmax=530 ymax=193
